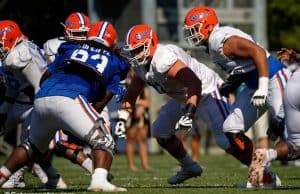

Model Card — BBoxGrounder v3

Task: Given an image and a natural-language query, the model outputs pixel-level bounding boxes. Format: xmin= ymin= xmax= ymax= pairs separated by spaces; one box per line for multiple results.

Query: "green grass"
xmin=1 ymin=153 xmax=300 ymax=194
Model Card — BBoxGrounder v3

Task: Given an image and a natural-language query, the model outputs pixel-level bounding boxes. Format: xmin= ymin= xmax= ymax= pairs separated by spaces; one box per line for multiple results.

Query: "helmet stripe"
xmin=98 ymin=21 xmax=108 ymax=40
xmin=76 ymin=12 xmax=85 ymax=27
xmin=126 ymin=26 xmax=135 ymax=45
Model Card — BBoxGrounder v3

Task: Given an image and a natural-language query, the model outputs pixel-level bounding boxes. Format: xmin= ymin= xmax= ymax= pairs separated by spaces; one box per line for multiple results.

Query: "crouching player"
xmin=0 ymin=20 xmax=129 ymax=191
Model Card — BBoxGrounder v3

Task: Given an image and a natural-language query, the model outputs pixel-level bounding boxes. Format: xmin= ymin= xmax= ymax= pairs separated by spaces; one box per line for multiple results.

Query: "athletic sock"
xmin=266 ymin=149 xmax=277 ymax=163
xmin=81 ymin=158 xmax=93 ymax=174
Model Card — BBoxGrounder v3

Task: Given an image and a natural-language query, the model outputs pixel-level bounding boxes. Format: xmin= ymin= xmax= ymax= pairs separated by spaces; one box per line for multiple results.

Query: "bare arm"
xmin=93 ymin=90 xmax=114 ymax=112
xmin=120 ymin=74 xmax=146 ymax=113
xmin=223 ymin=36 xmax=269 ymax=77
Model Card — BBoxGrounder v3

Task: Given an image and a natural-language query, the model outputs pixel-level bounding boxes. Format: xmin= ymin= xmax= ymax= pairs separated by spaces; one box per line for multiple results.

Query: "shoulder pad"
xmin=4 ymin=42 xmax=32 ymax=69
xmin=43 ymin=38 xmax=65 ymax=55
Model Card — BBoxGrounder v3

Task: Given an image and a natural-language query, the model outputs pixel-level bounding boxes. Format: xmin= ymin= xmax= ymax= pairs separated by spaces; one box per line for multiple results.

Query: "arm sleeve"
xmin=21 ymin=62 xmax=43 ymax=94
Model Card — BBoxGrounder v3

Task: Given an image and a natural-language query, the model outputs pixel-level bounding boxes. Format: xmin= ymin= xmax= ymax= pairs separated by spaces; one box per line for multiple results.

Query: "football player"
xmin=43 ymin=13 xmax=114 ymax=181
xmin=183 ymin=6 xmax=291 ymax=187
xmin=0 ymin=20 xmax=129 ymax=192
xmin=249 ymin=50 xmax=300 ymax=187
xmin=0 ymin=20 xmax=66 ymax=189
xmin=115 ymin=24 xmax=231 ymax=184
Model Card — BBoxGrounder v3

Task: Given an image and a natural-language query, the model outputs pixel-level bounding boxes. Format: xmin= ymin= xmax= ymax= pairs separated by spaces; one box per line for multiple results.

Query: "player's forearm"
xmin=122 ymin=75 xmax=145 ymax=108
xmin=253 ymin=48 xmax=269 ymax=78
xmin=174 ymin=67 xmax=202 ymax=106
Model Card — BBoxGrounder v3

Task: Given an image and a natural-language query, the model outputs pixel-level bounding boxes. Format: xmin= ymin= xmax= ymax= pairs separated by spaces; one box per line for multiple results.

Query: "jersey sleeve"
xmin=209 ymin=30 xmax=231 ymax=55
xmin=4 ymin=43 xmax=32 ymax=70
xmin=43 ymin=38 xmax=64 ymax=56
xmin=153 ymin=45 xmax=177 ymax=74
xmin=106 ymin=74 xmax=121 ymax=95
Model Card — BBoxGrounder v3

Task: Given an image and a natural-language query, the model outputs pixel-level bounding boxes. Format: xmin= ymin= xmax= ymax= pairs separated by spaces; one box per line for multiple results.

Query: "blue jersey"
xmin=36 ymin=43 xmax=129 ymax=102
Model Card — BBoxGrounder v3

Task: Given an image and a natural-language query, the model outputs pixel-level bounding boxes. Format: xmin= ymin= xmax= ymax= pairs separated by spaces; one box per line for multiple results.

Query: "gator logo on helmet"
xmin=0 ymin=26 xmax=13 ymax=36
xmin=65 ymin=20 xmax=75 ymax=28
xmin=134 ymin=30 xmax=151 ymax=40
xmin=190 ymin=11 xmax=210 ymax=22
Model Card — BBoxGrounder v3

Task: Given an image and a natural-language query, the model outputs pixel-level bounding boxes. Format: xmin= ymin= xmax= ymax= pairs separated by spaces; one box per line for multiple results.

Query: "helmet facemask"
xmin=0 ymin=31 xmax=20 ymax=60
xmin=184 ymin=23 xmax=205 ymax=46
xmin=124 ymin=38 xmax=151 ymax=67
xmin=0 ymin=40 xmax=8 ymax=60
xmin=61 ymin=22 xmax=89 ymax=41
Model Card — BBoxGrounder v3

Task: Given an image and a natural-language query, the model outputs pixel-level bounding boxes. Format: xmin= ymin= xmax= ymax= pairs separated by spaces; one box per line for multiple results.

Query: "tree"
xmin=268 ymin=0 xmax=300 ymax=51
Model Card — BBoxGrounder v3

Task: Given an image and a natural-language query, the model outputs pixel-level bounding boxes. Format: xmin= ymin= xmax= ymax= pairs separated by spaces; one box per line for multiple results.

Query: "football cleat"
xmin=42 ymin=175 xmax=67 ymax=189
xmin=1 ymin=173 xmax=25 ymax=188
xmin=248 ymin=167 xmax=281 ymax=188
xmin=248 ymin=148 xmax=269 ymax=186
xmin=88 ymin=177 xmax=126 ymax=192
xmin=168 ymin=161 xmax=202 ymax=184
xmin=234 ymin=181 xmax=254 ymax=188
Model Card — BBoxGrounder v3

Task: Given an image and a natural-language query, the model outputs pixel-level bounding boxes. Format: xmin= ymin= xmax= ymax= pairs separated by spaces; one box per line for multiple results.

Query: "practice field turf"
xmin=1 ymin=153 xmax=300 ymax=194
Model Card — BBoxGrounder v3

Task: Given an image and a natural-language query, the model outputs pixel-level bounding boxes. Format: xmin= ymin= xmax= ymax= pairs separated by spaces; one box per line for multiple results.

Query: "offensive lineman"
xmin=0 ymin=20 xmax=66 ymax=189
xmin=0 ymin=20 xmax=129 ymax=191
xmin=115 ymin=24 xmax=231 ymax=185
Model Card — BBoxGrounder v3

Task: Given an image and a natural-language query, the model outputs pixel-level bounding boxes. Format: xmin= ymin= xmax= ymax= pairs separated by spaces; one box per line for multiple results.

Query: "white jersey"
xmin=208 ymin=26 xmax=270 ymax=75
xmin=43 ymin=37 xmax=65 ymax=63
xmin=2 ymin=39 xmax=48 ymax=100
xmin=132 ymin=44 xmax=223 ymax=101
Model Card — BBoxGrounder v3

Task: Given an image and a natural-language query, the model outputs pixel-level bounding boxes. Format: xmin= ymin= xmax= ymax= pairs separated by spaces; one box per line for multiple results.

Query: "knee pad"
xmin=18 ymin=141 xmax=43 ymax=161
xmin=225 ymin=132 xmax=253 ymax=166
xmin=85 ymin=119 xmax=115 ymax=154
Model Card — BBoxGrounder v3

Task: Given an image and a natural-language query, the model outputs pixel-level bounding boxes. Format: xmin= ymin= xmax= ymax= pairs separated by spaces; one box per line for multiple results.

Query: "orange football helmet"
xmin=123 ymin=24 xmax=158 ymax=67
xmin=0 ymin=20 xmax=23 ymax=60
xmin=87 ymin=21 xmax=117 ymax=48
xmin=63 ymin=12 xmax=91 ymax=41
xmin=184 ymin=6 xmax=218 ymax=46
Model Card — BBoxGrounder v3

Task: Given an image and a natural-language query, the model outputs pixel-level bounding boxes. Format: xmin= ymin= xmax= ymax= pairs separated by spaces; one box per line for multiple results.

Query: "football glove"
xmin=175 ymin=103 xmax=196 ymax=132
xmin=114 ymin=110 xmax=130 ymax=139
xmin=219 ymin=75 xmax=242 ymax=97
xmin=251 ymin=77 xmax=269 ymax=107
xmin=115 ymin=119 xmax=126 ymax=139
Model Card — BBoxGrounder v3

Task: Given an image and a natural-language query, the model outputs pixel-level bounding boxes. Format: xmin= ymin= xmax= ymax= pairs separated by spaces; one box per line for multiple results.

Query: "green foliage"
xmin=268 ymin=0 xmax=300 ymax=51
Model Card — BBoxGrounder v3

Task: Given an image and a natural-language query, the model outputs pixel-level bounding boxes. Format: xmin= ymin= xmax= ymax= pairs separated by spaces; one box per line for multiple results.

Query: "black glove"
xmin=175 ymin=103 xmax=197 ymax=132
xmin=219 ymin=75 xmax=242 ymax=97
xmin=267 ymin=116 xmax=285 ymax=141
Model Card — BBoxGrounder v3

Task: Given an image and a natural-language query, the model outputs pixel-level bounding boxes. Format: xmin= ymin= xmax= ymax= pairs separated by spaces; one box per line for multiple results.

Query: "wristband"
xmin=258 ymin=77 xmax=269 ymax=91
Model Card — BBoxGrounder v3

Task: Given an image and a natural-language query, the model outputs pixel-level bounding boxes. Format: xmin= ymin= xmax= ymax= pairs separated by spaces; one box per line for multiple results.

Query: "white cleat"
xmin=88 ymin=178 xmax=127 ymax=192
xmin=42 ymin=175 xmax=67 ymax=189
xmin=1 ymin=173 xmax=25 ymax=188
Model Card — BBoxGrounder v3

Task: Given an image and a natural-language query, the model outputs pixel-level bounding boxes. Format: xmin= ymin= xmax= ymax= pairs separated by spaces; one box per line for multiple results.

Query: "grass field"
xmin=1 ymin=153 xmax=300 ymax=194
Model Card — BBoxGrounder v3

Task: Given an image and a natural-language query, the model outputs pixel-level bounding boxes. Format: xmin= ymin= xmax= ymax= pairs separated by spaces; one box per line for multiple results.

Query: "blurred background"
xmin=0 ymin=0 xmax=300 ymax=156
